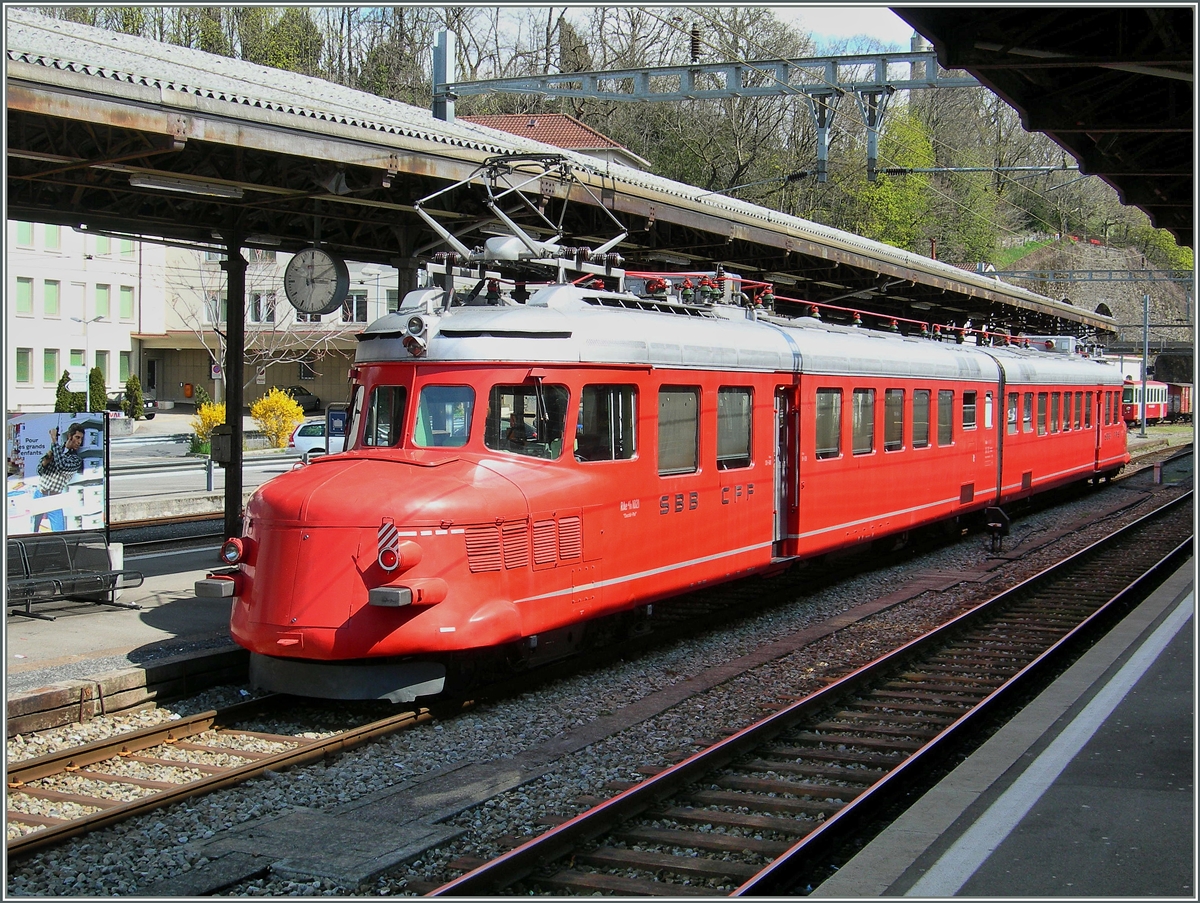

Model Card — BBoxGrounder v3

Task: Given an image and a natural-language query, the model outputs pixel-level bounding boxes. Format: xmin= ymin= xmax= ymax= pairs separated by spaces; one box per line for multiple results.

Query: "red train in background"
xmin=1120 ymin=377 xmax=1192 ymax=425
xmin=196 ymin=157 xmax=1129 ymax=702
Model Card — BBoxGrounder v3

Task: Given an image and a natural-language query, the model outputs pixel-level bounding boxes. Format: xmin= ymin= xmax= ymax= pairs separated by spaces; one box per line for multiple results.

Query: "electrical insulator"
xmin=690 ymin=25 xmax=701 ymax=63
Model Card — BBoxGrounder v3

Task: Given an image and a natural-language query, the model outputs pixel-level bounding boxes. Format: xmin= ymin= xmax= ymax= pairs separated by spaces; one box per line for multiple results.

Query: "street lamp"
xmin=71 ymin=315 xmax=104 ymax=411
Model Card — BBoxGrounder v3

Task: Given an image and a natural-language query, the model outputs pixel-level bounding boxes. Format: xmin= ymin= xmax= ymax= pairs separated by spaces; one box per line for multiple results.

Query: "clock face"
xmin=284 ymin=247 xmax=351 ymax=315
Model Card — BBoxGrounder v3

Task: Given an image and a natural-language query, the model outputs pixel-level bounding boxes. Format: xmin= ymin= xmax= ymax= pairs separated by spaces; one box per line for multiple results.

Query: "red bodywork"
xmin=229 ymin=359 xmax=1128 ymax=666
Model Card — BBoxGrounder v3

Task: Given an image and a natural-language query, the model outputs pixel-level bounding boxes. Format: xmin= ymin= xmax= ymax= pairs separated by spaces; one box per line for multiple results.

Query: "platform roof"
xmin=6 ymin=9 xmax=1118 ymax=336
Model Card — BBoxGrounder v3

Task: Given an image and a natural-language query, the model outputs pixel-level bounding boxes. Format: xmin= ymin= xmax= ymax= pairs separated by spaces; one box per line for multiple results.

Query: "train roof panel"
xmin=356 ymin=287 xmax=1125 ymax=385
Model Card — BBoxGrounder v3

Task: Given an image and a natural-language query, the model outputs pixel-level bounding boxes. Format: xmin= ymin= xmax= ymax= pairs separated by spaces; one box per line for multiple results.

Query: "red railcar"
xmin=1166 ymin=383 xmax=1192 ymax=422
xmin=1121 ymin=378 xmax=1170 ymax=425
xmin=203 ymin=281 xmax=1128 ymax=702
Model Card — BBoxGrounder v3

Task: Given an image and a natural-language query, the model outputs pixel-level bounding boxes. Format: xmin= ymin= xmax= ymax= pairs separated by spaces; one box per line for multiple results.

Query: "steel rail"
xmin=6 ymin=696 xmax=435 ymax=857
xmin=431 ymin=490 xmax=1192 ymax=896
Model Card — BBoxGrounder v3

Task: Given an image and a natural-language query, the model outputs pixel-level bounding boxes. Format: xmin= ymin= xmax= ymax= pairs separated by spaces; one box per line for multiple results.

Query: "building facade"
xmin=6 ymin=221 xmax=399 ymax=414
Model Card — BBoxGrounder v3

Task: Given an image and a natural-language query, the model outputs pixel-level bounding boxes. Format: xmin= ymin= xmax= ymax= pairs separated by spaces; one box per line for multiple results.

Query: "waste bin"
xmin=184 ymin=383 xmax=194 ymax=398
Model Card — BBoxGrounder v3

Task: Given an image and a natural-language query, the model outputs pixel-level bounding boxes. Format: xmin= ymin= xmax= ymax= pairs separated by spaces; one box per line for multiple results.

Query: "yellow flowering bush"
xmin=190 ymin=401 xmax=226 ymax=442
xmin=252 ymin=387 xmax=305 ymax=448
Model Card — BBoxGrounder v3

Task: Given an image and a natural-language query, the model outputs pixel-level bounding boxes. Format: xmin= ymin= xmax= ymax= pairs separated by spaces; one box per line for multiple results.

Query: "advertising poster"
xmin=6 ymin=413 xmax=107 ymax=536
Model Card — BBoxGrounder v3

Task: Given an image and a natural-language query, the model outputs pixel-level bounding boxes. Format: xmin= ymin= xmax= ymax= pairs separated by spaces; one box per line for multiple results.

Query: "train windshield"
xmin=361 ymin=385 xmax=407 ymax=447
xmin=413 ymin=385 xmax=474 ymax=447
xmin=1122 ymin=386 xmax=1135 ymax=403
xmin=485 ymin=383 xmax=570 ymax=459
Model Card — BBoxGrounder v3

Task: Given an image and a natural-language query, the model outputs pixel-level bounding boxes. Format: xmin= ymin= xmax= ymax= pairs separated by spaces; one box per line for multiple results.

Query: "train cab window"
xmin=362 ymin=385 xmax=407 ymax=447
xmin=962 ymin=391 xmax=977 ymax=430
xmin=1050 ymin=393 xmax=1060 ymax=433
xmin=1023 ymin=392 xmax=1034 ymax=433
xmin=884 ymin=389 xmax=904 ymax=451
xmin=1121 ymin=384 xmax=1134 ymax=405
xmin=1086 ymin=392 xmax=1093 ymax=428
xmin=815 ymin=388 xmax=842 ymax=459
xmin=658 ymin=386 xmax=699 ymax=475
xmin=852 ymin=388 xmax=875 ymax=455
xmin=1007 ymin=393 xmax=1019 ymax=435
xmin=937 ymin=390 xmax=953 ymax=446
xmin=1074 ymin=392 xmax=1083 ymax=429
xmin=716 ymin=387 xmax=752 ymax=470
xmin=1037 ymin=393 xmax=1048 ymax=436
xmin=576 ymin=384 xmax=637 ymax=461
xmin=413 ymin=385 xmax=474 ymax=448
xmin=485 ymin=383 xmax=569 ymax=459
xmin=913 ymin=390 xmax=930 ymax=449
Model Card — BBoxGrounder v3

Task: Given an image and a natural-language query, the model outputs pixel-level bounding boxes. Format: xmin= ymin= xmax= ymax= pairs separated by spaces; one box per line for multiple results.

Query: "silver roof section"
xmin=357 ymin=291 xmax=1121 ymax=386
xmin=5 ymin=9 xmax=1114 ymax=333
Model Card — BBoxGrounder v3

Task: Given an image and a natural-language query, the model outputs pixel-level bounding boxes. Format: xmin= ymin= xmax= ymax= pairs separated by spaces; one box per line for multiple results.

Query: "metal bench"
xmin=6 ymin=532 xmax=144 ymax=621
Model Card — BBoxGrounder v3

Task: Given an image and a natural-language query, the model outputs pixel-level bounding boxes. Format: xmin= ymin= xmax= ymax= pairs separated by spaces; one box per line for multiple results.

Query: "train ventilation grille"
xmin=533 ymin=520 xmax=557 ymax=565
xmin=558 ymin=516 xmax=582 ymax=560
xmin=502 ymin=521 xmax=530 ymax=569
xmin=465 ymin=526 xmax=502 ymax=573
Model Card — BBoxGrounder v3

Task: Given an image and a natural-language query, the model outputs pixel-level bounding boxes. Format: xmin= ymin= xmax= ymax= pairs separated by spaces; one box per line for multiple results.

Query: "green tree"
xmin=855 ymin=109 xmax=936 ymax=252
xmin=123 ymin=374 xmax=146 ymax=420
xmin=88 ymin=367 xmax=106 ymax=414
xmin=54 ymin=371 xmax=86 ymax=414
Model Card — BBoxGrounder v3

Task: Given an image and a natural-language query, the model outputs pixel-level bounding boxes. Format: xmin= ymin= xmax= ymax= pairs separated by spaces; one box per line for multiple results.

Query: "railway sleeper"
xmin=847 ymin=698 xmax=968 ymax=716
xmin=929 ymin=648 xmax=1037 ymax=663
xmin=913 ymin=661 xmax=1022 ymax=677
xmin=734 ymin=758 xmax=886 ymax=783
xmin=766 ymin=744 xmax=904 ymax=767
xmin=538 ymin=868 xmax=719 ymax=896
xmin=783 ymin=731 xmax=925 ymax=751
xmin=813 ymin=719 xmax=944 ymax=739
xmin=687 ymin=788 xmax=845 ymax=816
xmin=579 ymin=845 xmax=761 ymax=879
xmin=833 ymin=708 xmax=957 ymax=726
xmin=656 ymin=804 xmax=817 ymax=835
xmin=713 ymin=774 xmax=864 ymax=801
xmin=616 ymin=824 xmax=793 ymax=857
xmin=8 ymin=787 xmax=119 ymax=810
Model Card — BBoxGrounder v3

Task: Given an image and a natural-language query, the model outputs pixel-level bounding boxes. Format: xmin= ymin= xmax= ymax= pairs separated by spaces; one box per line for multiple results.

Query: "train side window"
xmin=1074 ymin=392 xmax=1083 ymax=429
xmin=815 ymin=388 xmax=842 ymax=459
xmin=716 ymin=387 xmax=752 ymax=470
xmin=658 ymin=386 xmax=699 ymax=475
xmin=1037 ymin=392 xmax=1048 ymax=436
xmin=984 ymin=391 xmax=994 ymax=429
xmin=852 ymin=388 xmax=875 ymax=455
xmin=962 ymin=391 xmax=977 ymax=430
xmin=485 ymin=383 xmax=569 ymax=459
xmin=1007 ymin=393 xmax=1019 ymax=435
xmin=937 ymin=390 xmax=953 ymax=446
xmin=1023 ymin=393 xmax=1033 ymax=433
xmin=1086 ymin=391 xmax=1093 ymax=428
xmin=576 ymin=384 xmax=637 ymax=461
xmin=884 ymin=388 xmax=904 ymax=451
xmin=362 ymin=385 xmax=407 ymax=447
xmin=1050 ymin=393 xmax=1060 ymax=433
xmin=413 ymin=385 xmax=474 ymax=448
xmin=913 ymin=390 xmax=930 ymax=448
xmin=1062 ymin=392 xmax=1071 ymax=431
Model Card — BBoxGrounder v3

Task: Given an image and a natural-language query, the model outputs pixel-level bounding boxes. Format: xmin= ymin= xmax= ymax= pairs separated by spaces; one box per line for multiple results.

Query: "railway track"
xmin=431 ymin=491 xmax=1192 ymax=896
xmin=5 ymin=696 xmax=434 ymax=857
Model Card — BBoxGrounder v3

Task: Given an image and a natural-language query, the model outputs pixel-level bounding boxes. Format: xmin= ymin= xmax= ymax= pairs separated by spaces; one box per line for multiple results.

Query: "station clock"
xmin=283 ymin=246 xmax=351 ymax=315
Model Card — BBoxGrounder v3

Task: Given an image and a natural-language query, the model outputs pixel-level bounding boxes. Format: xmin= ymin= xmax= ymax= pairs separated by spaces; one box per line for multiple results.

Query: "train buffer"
xmin=6 ymin=532 xmax=144 ymax=621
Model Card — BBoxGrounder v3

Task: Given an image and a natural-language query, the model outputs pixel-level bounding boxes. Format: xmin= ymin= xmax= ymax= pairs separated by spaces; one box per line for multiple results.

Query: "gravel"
xmin=5 ymin=476 xmax=1187 ymax=896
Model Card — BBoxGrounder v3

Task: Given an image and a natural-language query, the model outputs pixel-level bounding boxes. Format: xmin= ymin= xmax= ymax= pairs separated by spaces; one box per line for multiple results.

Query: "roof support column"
xmin=220 ymin=241 xmax=247 ymax=540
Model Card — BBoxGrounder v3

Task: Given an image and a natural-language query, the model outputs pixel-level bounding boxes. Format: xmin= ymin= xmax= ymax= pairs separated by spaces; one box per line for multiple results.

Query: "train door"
xmin=773 ymin=388 xmax=794 ymax=557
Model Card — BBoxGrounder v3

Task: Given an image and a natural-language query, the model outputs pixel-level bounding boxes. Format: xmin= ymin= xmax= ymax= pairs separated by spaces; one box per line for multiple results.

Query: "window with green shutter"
xmin=96 ymin=284 xmax=110 ymax=318
xmin=44 ymin=280 xmax=60 ymax=316
xmin=16 ymin=349 xmax=32 ymax=383
xmin=44 ymin=349 xmax=59 ymax=384
xmin=119 ymin=286 xmax=134 ymax=319
xmin=16 ymin=277 xmax=33 ymax=314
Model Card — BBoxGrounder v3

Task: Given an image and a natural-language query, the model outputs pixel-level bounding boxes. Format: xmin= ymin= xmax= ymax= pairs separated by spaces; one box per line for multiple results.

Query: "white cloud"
xmin=772 ymin=6 xmax=916 ymax=51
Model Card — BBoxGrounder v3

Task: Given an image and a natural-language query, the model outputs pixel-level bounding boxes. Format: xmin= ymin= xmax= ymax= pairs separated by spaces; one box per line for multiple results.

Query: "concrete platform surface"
xmin=813 ymin=560 xmax=1194 ymax=898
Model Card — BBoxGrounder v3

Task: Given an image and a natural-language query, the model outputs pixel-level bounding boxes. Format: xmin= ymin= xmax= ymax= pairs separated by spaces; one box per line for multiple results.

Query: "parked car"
xmin=288 ymin=419 xmax=345 ymax=458
xmin=105 ymin=391 xmax=157 ymax=419
xmin=283 ymin=385 xmax=322 ymax=413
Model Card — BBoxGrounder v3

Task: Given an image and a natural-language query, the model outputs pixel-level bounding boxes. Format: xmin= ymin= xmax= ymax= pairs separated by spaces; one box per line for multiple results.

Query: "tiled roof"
xmin=459 ymin=114 xmax=624 ymax=151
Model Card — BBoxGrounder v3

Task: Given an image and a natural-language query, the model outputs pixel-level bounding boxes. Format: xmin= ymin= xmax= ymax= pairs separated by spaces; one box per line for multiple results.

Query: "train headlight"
xmin=220 ymin=538 xmax=244 ymax=565
xmin=378 ymin=547 xmax=400 ymax=571
xmin=407 ymin=315 xmax=426 ymax=336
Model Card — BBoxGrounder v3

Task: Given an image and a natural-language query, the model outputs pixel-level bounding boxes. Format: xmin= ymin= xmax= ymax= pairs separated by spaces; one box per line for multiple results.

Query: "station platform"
xmin=813 ymin=558 xmax=1194 ymax=898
